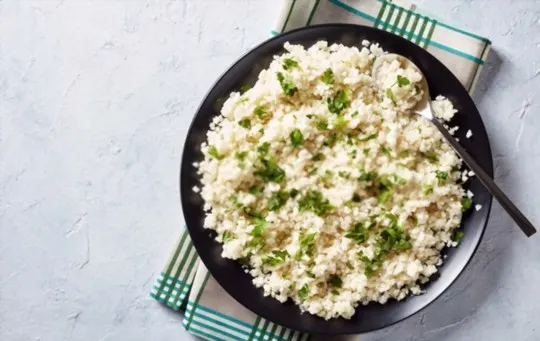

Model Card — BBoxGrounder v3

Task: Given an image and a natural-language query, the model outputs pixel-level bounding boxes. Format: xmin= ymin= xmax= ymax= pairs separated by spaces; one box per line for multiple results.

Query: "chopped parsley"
xmin=381 ymin=145 xmax=391 ymax=156
xmin=298 ymin=284 xmax=309 ymax=299
xmin=327 ymin=88 xmax=351 ymax=114
xmin=397 ymin=75 xmax=410 ymax=87
xmin=377 ymin=176 xmax=393 ymax=203
xmin=277 ymin=72 xmax=298 ymax=96
xmin=290 ymin=128 xmax=305 ymax=147
xmin=338 ymin=171 xmax=350 ymax=179
xmin=386 ymin=88 xmax=396 ymax=105
xmin=253 ymin=105 xmax=272 ymax=120
xmin=328 ymin=275 xmax=342 ymax=287
xmin=240 ymin=84 xmax=251 ymax=93
xmin=235 ymin=150 xmax=248 ymax=161
xmin=334 ymin=116 xmax=349 ymax=130
xmin=257 ymin=142 xmax=270 ymax=156
xmin=312 ymin=153 xmax=325 ymax=161
xmin=345 ymin=222 xmax=369 ymax=244
xmin=358 ymin=170 xmax=376 ymax=182
xmin=295 ymin=230 xmax=316 ymax=260
xmin=248 ymin=185 xmax=263 ymax=195
xmin=267 ymin=191 xmax=290 ymax=211
xmin=222 ymin=231 xmax=236 ymax=242
xmin=323 ymin=133 xmax=338 ymax=147
xmin=461 ymin=197 xmax=472 ymax=212
xmin=255 ymin=158 xmax=286 ymax=183
xmin=436 ymin=170 xmax=449 ymax=184
xmin=423 ymin=151 xmax=439 ymax=164
xmin=452 ymin=229 xmax=465 ymax=244
xmin=207 ymin=145 xmax=223 ymax=160
xmin=321 ymin=68 xmax=335 ymax=84
xmin=263 ymin=249 xmax=289 ymax=266
xmin=298 ymin=190 xmax=333 ymax=216
xmin=289 ymin=188 xmax=299 ymax=198
xmin=377 ymin=224 xmax=412 ymax=252
xmin=247 ymin=214 xmax=267 ymax=249
xmin=423 ymin=184 xmax=434 ymax=195
xmin=282 ymin=58 xmax=299 ymax=70
xmin=351 ymin=111 xmax=359 ymax=117
xmin=316 ymin=119 xmax=329 ymax=131
xmin=331 ymin=289 xmax=340 ymax=295
xmin=359 ymin=132 xmax=378 ymax=142
xmin=238 ymin=118 xmax=251 ymax=129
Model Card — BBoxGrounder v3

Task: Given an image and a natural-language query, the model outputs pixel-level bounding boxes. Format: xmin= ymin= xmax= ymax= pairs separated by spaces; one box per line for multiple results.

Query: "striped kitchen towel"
xmin=151 ymin=1 xmax=491 ymax=340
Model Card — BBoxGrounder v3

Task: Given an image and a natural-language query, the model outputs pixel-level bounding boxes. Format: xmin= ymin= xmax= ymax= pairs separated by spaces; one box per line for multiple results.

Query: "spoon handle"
xmin=430 ymin=117 xmax=536 ymax=237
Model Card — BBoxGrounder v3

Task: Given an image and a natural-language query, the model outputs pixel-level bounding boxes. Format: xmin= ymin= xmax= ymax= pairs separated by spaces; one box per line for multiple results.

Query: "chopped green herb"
xmin=321 ymin=68 xmax=335 ymax=85
xmin=363 ymin=148 xmax=371 ymax=155
xmin=423 ymin=184 xmax=434 ymax=195
xmin=282 ymin=58 xmax=299 ymax=70
xmin=377 ymin=176 xmax=393 ymax=203
xmin=415 ymin=85 xmax=421 ymax=95
xmin=222 ymin=231 xmax=236 ymax=242
xmin=345 ymin=222 xmax=369 ymax=245
xmin=240 ymin=84 xmax=251 ymax=93
xmin=238 ymin=118 xmax=251 ymax=129
xmin=257 ymin=142 xmax=270 ymax=156
xmin=386 ymin=88 xmax=396 ymax=105
xmin=359 ymin=132 xmax=379 ymax=142
xmin=397 ymin=75 xmax=410 ymax=87
xmin=328 ymin=275 xmax=342 ymax=287
xmin=352 ymin=193 xmax=361 ymax=202
xmin=235 ymin=150 xmax=248 ymax=161
xmin=298 ymin=190 xmax=333 ymax=216
xmin=359 ymin=253 xmax=378 ymax=278
xmin=312 ymin=153 xmax=325 ymax=161
xmin=290 ymin=128 xmax=305 ymax=147
xmin=289 ymin=188 xmax=299 ymax=198
xmin=255 ymin=158 xmax=286 ymax=183
xmin=394 ymin=175 xmax=408 ymax=185
xmin=295 ymin=231 xmax=316 ymax=260
xmin=306 ymin=114 xmax=314 ymax=119
xmin=327 ymin=88 xmax=351 ymax=114
xmin=248 ymin=185 xmax=263 ymax=195
xmin=316 ymin=119 xmax=329 ymax=131
xmin=236 ymin=97 xmax=249 ymax=104
xmin=267 ymin=191 xmax=290 ymax=211
xmin=338 ymin=171 xmax=351 ymax=179
xmin=323 ymin=133 xmax=338 ymax=147
xmin=377 ymin=224 xmax=412 ymax=253
xmin=398 ymin=150 xmax=410 ymax=158
xmin=331 ymin=289 xmax=340 ymax=295
xmin=253 ymin=105 xmax=272 ymax=120
xmin=381 ymin=145 xmax=391 ymax=156
xmin=208 ymin=145 xmax=223 ymax=160
xmin=264 ymin=249 xmax=290 ymax=266
xmin=461 ymin=197 xmax=472 ymax=212
xmin=358 ymin=171 xmax=376 ymax=182
xmin=346 ymin=261 xmax=354 ymax=270
xmin=436 ymin=170 xmax=449 ymax=184
xmin=277 ymin=72 xmax=298 ymax=96
xmin=306 ymin=271 xmax=316 ymax=278
xmin=334 ymin=116 xmax=349 ymax=129
xmin=298 ymin=284 xmax=309 ymax=299
xmin=423 ymin=151 xmax=439 ymax=164
xmin=230 ymin=195 xmax=241 ymax=207
xmin=452 ymin=230 xmax=465 ymax=244
xmin=378 ymin=189 xmax=392 ymax=203
xmin=351 ymin=111 xmax=359 ymax=117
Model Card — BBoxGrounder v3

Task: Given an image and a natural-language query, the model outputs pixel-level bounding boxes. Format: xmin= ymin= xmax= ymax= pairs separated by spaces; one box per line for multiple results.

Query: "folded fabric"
xmin=151 ymin=1 xmax=491 ymax=340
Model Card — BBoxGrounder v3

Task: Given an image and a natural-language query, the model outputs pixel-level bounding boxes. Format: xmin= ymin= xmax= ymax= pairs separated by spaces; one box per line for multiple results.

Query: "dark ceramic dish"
xmin=180 ymin=24 xmax=493 ymax=335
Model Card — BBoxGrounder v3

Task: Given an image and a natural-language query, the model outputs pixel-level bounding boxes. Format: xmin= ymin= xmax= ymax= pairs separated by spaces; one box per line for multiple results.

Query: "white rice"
xmin=194 ymin=41 xmax=471 ymax=320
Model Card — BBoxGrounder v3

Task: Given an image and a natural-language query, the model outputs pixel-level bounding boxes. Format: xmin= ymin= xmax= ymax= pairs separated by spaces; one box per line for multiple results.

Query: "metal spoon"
xmin=373 ymin=54 xmax=536 ymax=237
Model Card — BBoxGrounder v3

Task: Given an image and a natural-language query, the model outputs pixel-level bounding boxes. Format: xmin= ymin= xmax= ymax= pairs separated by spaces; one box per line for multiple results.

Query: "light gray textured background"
xmin=1 ymin=0 xmax=539 ymax=340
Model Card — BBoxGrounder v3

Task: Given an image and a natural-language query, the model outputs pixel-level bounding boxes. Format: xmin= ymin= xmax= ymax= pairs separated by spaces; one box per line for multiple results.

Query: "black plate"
xmin=180 ymin=24 xmax=493 ymax=335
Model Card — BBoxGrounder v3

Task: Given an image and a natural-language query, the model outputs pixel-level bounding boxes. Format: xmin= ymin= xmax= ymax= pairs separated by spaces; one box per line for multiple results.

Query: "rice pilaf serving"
xmin=193 ymin=41 xmax=473 ymax=320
